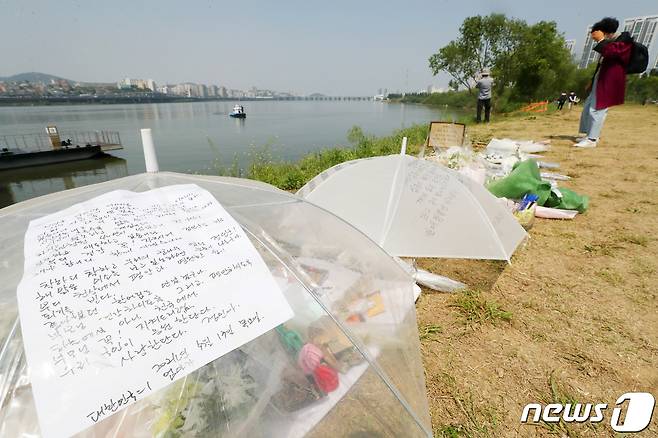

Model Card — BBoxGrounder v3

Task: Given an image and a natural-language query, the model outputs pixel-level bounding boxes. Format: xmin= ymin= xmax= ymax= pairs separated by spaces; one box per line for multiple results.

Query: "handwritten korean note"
xmin=16 ymin=184 xmax=294 ymax=438
xmin=406 ymin=160 xmax=458 ymax=237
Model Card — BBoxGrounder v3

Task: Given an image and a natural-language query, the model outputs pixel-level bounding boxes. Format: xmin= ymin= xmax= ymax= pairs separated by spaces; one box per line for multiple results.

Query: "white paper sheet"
xmin=16 ymin=184 xmax=294 ymax=438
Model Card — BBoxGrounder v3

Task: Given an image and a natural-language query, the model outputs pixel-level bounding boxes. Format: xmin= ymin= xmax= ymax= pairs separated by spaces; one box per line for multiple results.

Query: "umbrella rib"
xmin=378 ymin=156 xmax=407 ymax=247
xmin=296 ymin=158 xmax=365 ymax=197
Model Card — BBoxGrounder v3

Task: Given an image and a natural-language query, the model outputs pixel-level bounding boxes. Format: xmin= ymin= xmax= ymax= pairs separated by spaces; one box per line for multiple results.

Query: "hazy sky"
xmin=1 ymin=0 xmax=656 ymax=95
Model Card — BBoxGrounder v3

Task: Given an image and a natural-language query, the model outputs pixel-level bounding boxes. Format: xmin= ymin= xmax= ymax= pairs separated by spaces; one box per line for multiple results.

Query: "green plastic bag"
xmin=545 ymin=187 xmax=589 ymax=213
xmin=487 ymin=160 xmax=552 ymax=204
xmin=487 ymin=160 xmax=589 ymax=212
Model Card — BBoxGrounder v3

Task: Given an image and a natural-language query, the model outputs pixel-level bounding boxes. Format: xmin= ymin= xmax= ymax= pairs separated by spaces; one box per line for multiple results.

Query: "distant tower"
xmin=579 ymin=26 xmax=599 ymax=69
xmin=564 ymin=39 xmax=576 ymax=58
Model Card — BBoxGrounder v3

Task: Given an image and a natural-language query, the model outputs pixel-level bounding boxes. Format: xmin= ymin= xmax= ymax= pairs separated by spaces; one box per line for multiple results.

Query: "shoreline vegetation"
xmin=387 ymin=73 xmax=658 ymax=113
xmin=219 ymin=124 xmax=429 ymax=191
xmin=218 ymin=102 xmax=545 ymax=192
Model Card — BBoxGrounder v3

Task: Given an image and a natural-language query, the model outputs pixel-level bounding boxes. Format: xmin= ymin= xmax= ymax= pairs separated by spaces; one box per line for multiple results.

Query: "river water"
xmin=0 ymin=100 xmax=455 ymax=207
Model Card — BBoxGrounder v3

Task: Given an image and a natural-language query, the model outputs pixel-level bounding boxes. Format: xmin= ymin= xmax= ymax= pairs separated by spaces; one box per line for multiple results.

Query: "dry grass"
xmin=415 ymin=104 xmax=658 ymax=437
xmin=449 ymin=290 xmax=512 ymax=328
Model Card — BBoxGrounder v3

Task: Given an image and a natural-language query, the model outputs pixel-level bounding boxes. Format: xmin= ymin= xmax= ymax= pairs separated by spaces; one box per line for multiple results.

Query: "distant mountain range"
xmin=0 ymin=72 xmax=73 ymax=83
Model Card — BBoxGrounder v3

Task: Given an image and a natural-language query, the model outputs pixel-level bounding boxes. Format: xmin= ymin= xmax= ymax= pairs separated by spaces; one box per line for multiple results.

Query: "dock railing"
xmin=0 ymin=130 xmax=122 ymax=154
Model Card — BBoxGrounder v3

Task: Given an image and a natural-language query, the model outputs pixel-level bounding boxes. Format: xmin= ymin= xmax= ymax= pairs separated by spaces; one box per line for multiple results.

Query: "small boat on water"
xmin=229 ymin=105 xmax=246 ymax=118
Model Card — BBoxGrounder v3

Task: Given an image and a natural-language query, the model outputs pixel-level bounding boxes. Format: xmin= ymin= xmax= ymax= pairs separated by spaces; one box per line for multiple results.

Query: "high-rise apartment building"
xmin=564 ymin=39 xmax=576 ymax=57
xmin=579 ymin=27 xmax=600 ymax=69
xmin=579 ymin=15 xmax=658 ymax=72
xmin=624 ymin=15 xmax=658 ymax=72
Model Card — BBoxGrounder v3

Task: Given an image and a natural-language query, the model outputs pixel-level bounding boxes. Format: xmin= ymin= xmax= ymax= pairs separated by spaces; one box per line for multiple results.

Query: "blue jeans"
xmin=579 ymin=76 xmax=608 ymax=140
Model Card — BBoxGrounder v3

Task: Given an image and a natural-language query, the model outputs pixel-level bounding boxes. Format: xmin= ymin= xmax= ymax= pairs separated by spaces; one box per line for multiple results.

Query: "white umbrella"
xmin=297 ymin=153 xmax=526 ymax=261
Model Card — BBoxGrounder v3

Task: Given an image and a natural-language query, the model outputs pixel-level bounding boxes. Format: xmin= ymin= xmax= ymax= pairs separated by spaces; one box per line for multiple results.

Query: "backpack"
xmin=626 ymin=41 xmax=649 ymax=74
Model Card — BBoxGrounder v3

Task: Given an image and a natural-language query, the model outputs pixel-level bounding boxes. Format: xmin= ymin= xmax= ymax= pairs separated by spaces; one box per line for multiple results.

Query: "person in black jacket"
xmin=557 ymin=92 xmax=567 ymax=110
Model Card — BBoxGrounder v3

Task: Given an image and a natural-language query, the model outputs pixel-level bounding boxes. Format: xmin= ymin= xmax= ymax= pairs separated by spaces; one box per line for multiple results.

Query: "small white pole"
xmin=140 ymin=128 xmax=159 ymax=173
xmin=400 ymin=136 xmax=408 ymax=155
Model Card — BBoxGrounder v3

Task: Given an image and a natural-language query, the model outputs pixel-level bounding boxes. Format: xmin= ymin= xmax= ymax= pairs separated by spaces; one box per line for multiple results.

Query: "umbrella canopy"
xmin=297 ymin=154 xmax=526 ymax=260
xmin=0 ymin=172 xmax=431 ymax=438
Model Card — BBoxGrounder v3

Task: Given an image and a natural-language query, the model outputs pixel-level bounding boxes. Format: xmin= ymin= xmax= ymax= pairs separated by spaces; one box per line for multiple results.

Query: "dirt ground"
xmin=415 ymin=104 xmax=658 ymax=437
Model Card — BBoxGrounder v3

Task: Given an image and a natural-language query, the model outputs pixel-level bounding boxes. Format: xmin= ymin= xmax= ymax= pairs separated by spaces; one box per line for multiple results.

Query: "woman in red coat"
xmin=575 ymin=17 xmax=633 ymax=148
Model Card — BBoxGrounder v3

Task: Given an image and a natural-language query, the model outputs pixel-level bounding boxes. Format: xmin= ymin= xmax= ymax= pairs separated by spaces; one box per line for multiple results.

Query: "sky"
xmin=0 ymin=0 xmax=656 ymax=95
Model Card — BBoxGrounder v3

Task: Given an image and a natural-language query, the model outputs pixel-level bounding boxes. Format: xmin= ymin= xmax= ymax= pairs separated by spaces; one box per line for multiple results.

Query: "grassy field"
xmin=415 ymin=104 xmax=658 ymax=437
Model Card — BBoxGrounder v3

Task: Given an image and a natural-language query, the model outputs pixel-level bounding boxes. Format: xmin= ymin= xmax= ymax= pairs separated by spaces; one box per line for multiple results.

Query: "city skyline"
xmin=1 ymin=0 xmax=657 ymax=95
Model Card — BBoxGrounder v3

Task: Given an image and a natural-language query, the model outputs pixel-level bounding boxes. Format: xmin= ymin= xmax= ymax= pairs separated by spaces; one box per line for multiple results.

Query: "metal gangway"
xmin=0 ymin=130 xmax=122 ymax=154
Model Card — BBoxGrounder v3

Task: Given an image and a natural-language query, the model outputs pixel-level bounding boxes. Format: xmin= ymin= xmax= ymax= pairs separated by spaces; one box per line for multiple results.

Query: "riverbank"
xmin=243 ymin=108 xmax=542 ymax=190
xmin=245 ymin=104 xmax=658 ymax=435
xmin=417 ymin=104 xmax=658 ymax=437
xmin=245 ymin=125 xmax=430 ymax=190
xmin=388 ymin=90 xmax=527 ymax=114
xmin=389 ymin=73 xmax=658 ymax=115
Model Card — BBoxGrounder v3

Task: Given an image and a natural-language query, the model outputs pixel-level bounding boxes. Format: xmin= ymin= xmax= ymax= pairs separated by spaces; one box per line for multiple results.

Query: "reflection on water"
xmin=0 ymin=156 xmax=128 ymax=208
xmin=233 ymin=117 xmax=246 ymax=132
xmin=0 ymin=101 xmax=455 ymax=208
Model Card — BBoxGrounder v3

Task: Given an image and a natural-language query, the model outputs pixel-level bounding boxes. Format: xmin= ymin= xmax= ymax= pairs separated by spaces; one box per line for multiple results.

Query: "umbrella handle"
xmin=140 ymin=128 xmax=159 ymax=173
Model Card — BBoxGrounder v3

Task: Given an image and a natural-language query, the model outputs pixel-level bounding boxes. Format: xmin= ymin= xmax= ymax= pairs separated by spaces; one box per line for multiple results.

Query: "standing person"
xmin=568 ymin=91 xmax=578 ymax=109
xmin=475 ymin=69 xmax=493 ymax=123
xmin=575 ymin=17 xmax=633 ymax=148
xmin=557 ymin=92 xmax=567 ymax=110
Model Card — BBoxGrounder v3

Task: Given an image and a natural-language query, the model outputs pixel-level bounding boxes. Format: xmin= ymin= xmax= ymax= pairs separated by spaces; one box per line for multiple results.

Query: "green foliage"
xmin=506 ymin=21 xmax=575 ymax=101
xmin=213 ymin=153 xmax=243 ymax=178
xmin=492 ymin=87 xmax=523 ymax=113
xmin=423 ymin=91 xmax=474 ymax=109
xmin=428 ymin=14 xmax=591 ymax=106
xmin=428 ymin=14 xmax=522 ymax=93
xmin=390 ymin=91 xmax=475 ymax=109
xmin=246 ymin=124 xmax=429 ymax=191
xmin=449 ymin=290 xmax=512 ymax=327
xmin=626 ymin=74 xmax=658 ymax=103
xmin=436 ymin=424 xmax=466 ymax=437
xmin=391 ymin=89 xmax=524 ymax=114
xmin=419 ymin=323 xmax=443 ymax=341
xmin=570 ymin=64 xmax=597 ymax=97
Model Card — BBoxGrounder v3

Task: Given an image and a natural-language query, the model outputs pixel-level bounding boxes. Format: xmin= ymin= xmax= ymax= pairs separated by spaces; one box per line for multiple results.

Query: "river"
xmin=0 ymin=100 xmax=456 ymax=207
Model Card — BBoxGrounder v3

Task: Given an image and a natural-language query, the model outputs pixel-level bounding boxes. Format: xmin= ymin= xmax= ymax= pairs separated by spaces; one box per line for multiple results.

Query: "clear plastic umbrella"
xmin=297 ymin=154 xmax=527 ymax=261
xmin=0 ymin=172 xmax=431 ymax=438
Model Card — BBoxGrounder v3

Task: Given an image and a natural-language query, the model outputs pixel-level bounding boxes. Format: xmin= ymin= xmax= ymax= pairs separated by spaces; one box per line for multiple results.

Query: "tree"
xmin=626 ymin=75 xmax=658 ymax=103
xmin=507 ymin=21 xmax=576 ymax=101
xmin=429 ymin=41 xmax=477 ymax=92
xmin=428 ymin=14 xmax=523 ymax=93
xmin=429 ymin=14 xmax=580 ymax=104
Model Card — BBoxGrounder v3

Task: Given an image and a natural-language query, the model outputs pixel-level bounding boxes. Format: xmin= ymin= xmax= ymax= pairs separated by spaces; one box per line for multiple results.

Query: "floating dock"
xmin=0 ymin=129 xmax=123 ymax=170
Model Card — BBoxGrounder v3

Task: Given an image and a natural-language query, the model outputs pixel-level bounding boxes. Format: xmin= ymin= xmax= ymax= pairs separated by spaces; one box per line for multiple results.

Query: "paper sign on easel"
xmin=17 ymin=184 xmax=294 ymax=438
